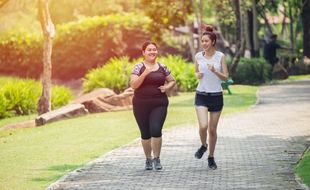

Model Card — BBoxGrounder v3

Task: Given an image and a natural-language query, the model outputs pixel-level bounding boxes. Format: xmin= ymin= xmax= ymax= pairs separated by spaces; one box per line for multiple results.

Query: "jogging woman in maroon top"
xmin=130 ymin=41 xmax=176 ymax=170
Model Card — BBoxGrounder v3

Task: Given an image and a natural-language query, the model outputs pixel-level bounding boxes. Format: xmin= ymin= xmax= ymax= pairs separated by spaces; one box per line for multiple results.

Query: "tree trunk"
xmin=186 ymin=20 xmax=196 ymax=62
xmin=37 ymin=0 xmax=55 ymax=115
xmin=252 ymin=0 xmax=260 ymax=57
xmin=280 ymin=3 xmax=287 ymax=37
xmin=252 ymin=0 xmax=259 ymax=57
xmin=244 ymin=10 xmax=251 ymax=58
xmin=288 ymin=2 xmax=294 ymax=54
xmin=230 ymin=0 xmax=245 ymax=75
xmin=191 ymin=0 xmax=202 ymax=50
xmin=199 ymin=0 xmax=204 ymax=49
xmin=216 ymin=22 xmax=233 ymax=57
xmin=302 ymin=0 xmax=310 ymax=58
xmin=257 ymin=3 xmax=273 ymax=37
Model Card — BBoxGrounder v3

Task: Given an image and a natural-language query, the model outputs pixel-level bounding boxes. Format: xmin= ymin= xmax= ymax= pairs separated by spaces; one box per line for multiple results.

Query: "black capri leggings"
xmin=133 ymin=97 xmax=168 ymax=140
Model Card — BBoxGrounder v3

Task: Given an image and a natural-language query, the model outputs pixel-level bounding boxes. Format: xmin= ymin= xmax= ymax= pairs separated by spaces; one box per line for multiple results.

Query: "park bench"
xmin=221 ymin=79 xmax=234 ymax=95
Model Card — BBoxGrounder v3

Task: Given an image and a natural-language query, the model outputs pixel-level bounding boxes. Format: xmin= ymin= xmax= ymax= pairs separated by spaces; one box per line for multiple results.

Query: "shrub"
xmin=83 ymin=57 xmax=133 ymax=93
xmin=0 ymin=13 xmax=151 ymax=80
xmin=83 ymin=55 xmax=197 ymax=93
xmin=231 ymin=58 xmax=272 ymax=85
xmin=0 ymin=77 xmax=73 ymax=118
xmin=158 ymin=55 xmax=197 ymax=91
xmin=52 ymin=86 xmax=73 ymax=110
xmin=0 ymin=93 xmax=11 ymax=119
xmin=0 ymin=79 xmax=41 ymax=115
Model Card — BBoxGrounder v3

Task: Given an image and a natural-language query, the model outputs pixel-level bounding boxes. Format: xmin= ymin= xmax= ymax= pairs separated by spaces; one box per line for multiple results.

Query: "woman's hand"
xmin=195 ymin=72 xmax=203 ymax=79
xmin=158 ymin=85 xmax=168 ymax=93
xmin=143 ymin=67 xmax=152 ymax=75
xmin=207 ymin=64 xmax=216 ymax=72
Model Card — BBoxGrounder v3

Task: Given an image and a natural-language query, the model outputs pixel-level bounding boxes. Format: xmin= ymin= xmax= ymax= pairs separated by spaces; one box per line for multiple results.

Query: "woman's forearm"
xmin=165 ymin=80 xmax=176 ymax=90
xmin=213 ymin=71 xmax=229 ymax=81
xmin=130 ymin=73 xmax=147 ymax=89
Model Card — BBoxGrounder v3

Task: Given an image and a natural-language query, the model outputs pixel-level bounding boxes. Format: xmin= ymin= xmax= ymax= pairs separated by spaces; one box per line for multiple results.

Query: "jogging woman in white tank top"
xmin=194 ymin=26 xmax=229 ymax=170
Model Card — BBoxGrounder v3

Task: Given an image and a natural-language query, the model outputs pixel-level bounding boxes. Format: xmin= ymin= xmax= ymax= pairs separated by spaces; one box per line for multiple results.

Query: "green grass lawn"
xmin=0 ymin=85 xmax=257 ymax=190
xmin=269 ymin=74 xmax=310 ymax=84
xmin=296 ymin=148 xmax=310 ymax=187
xmin=0 ymin=114 xmax=36 ymax=129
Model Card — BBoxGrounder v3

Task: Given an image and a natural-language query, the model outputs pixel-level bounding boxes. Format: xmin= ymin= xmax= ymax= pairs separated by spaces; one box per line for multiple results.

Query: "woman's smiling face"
xmin=201 ymin=35 xmax=214 ymax=50
xmin=143 ymin=44 xmax=158 ymax=61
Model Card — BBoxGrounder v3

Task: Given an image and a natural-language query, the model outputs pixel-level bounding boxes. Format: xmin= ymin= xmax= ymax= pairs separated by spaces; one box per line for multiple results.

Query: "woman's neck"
xmin=204 ymin=48 xmax=216 ymax=56
xmin=144 ymin=60 xmax=156 ymax=65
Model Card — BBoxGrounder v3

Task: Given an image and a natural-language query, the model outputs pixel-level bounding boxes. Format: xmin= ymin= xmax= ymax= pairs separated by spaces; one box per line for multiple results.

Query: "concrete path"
xmin=47 ymin=80 xmax=310 ymax=190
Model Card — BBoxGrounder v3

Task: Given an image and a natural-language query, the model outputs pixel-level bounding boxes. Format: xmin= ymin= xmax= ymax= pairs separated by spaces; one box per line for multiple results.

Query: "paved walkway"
xmin=47 ymin=80 xmax=310 ymax=190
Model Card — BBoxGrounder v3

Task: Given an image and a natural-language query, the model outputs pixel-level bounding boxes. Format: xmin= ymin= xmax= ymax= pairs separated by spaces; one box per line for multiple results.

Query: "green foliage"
xmin=211 ymin=0 xmax=235 ymax=26
xmin=158 ymin=55 xmax=197 ymax=91
xmin=0 ymin=13 xmax=151 ymax=80
xmin=83 ymin=55 xmax=197 ymax=93
xmin=0 ymin=79 xmax=41 ymax=116
xmin=83 ymin=57 xmax=133 ymax=93
xmin=0 ymin=0 xmax=140 ymax=35
xmin=141 ymin=0 xmax=193 ymax=42
xmin=0 ymin=93 xmax=10 ymax=118
xmin=160 ymin=31 xmax=192 ymax=60
xmin=0 ymin=31 xmax=42 ymax=78
xmin=52 ymin=86 xmax=73 ymax=110
xmin=0 ymin=77 xmax=73 ymax=118
xmin=50 ymin=0 xmax=141 ymax=24
xmin=231 ymin=58 xmax=272 ymax=85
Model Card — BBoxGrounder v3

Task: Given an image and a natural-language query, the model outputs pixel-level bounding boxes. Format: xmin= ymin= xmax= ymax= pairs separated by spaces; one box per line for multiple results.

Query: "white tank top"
xmin=195 ymin=51 xmax=224 ymax=93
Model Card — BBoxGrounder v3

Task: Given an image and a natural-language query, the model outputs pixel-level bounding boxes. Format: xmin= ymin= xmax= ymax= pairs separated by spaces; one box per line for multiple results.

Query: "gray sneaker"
xmin=145 ymin=158 xmax=153 ymax=170
xmin=153 ymin=157 xmax=162 ymax=170
xmin=208 ymin=157 xmax=217 ymax=170
xmin=195 ymin=145 xmax=207 ymax=159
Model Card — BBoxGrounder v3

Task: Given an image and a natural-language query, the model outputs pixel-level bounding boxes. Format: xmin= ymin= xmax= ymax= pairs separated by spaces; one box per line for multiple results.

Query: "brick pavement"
xmin=47 ymin=80 xmax=310 ymax=190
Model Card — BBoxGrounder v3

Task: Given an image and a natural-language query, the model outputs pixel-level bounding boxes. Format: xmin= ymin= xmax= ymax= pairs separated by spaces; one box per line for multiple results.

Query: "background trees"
xmin=302 ymin=0 xmax=310 ymax=57
xmin=0 ymin=0 xmax=309 ymax=82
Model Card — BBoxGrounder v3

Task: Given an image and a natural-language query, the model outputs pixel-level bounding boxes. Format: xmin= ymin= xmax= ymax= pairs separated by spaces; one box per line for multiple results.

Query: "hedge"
xmin=0 ymin=13 xmax=151 ymax=80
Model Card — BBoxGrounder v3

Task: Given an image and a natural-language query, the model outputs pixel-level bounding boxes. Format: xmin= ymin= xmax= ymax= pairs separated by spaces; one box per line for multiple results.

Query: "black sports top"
xmin=131 ymin=62 xmax=171 ymax=98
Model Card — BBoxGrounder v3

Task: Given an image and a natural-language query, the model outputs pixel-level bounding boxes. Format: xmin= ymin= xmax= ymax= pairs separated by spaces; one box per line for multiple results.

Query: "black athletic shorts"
xmin=195 ymin=91 xmax=223 ymax=112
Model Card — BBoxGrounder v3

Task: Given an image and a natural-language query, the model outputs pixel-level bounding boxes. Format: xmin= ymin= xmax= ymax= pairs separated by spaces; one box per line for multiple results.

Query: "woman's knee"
xmin=140 ymin=128 xmax=151 ymax=140
xmin=208 ymin=128 xmax=217 ymax=136
xmin=150 ymin=128 xmax=162 ymax=138
xmin=150 ymin=124 xmax=163 ymax=138
xmin=199 ymin=124 xmax=208 ymax=132
xmin=141 ymin=134 xmax=151 ymax=140
xmin=151 ymin=133 xmax=162 ymax=138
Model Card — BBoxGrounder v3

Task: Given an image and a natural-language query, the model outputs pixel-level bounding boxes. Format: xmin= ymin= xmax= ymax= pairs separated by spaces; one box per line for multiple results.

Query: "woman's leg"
xmin=133 ymin=104 xmax=152 ymax=159
xmin=208 ymin=111 xmax=221 ymax=157
xmin=151 ymin=137 xmax=162 ymax=158
xmin=149 ymin=106 xmax=167 ymax=158
xmin=141 ymin=139 xmax=152 ymax=159
xmin=195 ymin=106 xmax=209 ymax=147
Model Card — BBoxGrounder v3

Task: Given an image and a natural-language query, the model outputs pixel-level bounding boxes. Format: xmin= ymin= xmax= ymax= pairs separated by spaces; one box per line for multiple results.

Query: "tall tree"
xmin=252 ymin=0 xmax=260 ymax=57
xmin=141 ymin=0 xmax=193 ymax=42
xmin=141 ymin=0 xmax=194 ymax=59
xmin=288 ymin=1 xmax=294 ymax=53
xmin=302 ymin=0 xmax=310 ymax=58
xmin=230 ymin=0 xmax=245 ymax=75
xmin=191 ymin=0 xmax=204 ymax=50
xmin=256 ymin=1 xmax=274 ymax=37
xmin=37 ymin=0 xmax=55 ymax=115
